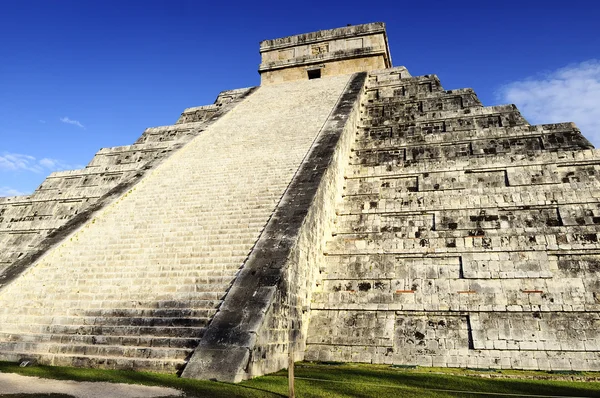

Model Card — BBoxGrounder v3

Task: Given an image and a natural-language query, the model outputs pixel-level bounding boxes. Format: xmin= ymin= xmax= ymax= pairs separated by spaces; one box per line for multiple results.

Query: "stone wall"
xmin=260 ymin=56 xmax=388 ymax=86
xmin=305 ymin=67 xmax=600 ymax=371
xmin=245 ymin=72 xmax=367 ymax=379
xmin=259 ymin=23 xmax=391 ymax=85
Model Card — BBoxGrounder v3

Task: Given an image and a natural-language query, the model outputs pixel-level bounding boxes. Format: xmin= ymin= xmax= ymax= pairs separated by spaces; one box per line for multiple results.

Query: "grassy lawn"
xmin=1 ymin=361 xmax=600 ymax=397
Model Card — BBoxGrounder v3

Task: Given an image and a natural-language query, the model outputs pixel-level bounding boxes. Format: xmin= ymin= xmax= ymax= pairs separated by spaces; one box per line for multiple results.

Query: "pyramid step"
xmin=0 ymin=315 xmax=212 ymax=328
xmin=362 ymin=90 xmax=481 ymax=113
xmin=0 ymin=323 xmax=206 ymax=338
xmin=0 ymin=340 xmax=192 ymax=360
xmin=0 ymin=331 xmax=200 ymax=349
xmin=353 ymin=123 xmax=589 ymax=152
xmin=1 ymin=300 xmax=223 ymax=314
xmin=4 ymin=284 xmax=233 ymax=298
xmin=0 ymin=350 xmax=185 ymax=373
xmin=73 ymin=308 xmax=215 ymax=318
xmin=0 ymin=292 xmax=225 ymax=315
xmin=0 ymin=307 xmax=219 ymax=319
xmin=28 ymin=274 xmax=238 ymax=285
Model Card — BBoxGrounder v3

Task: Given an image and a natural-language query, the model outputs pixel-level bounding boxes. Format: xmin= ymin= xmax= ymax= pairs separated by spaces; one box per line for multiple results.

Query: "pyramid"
xmin=0 ymin=22 xmax=599 ymax=382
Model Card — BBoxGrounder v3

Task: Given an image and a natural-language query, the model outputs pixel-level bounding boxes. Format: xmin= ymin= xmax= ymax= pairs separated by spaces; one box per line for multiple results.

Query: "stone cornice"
xmin=259 ymin=22 xmax=386 ymax=52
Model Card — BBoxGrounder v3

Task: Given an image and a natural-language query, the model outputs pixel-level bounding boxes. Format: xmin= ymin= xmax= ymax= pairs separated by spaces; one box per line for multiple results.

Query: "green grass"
xmin=2 ymin=361 xmax=600 ymax=397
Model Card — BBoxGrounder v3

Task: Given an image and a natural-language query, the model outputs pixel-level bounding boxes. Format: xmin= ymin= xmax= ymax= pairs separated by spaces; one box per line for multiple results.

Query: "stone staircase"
xmin=0 ymin=87 xmax=255 ymax=279
xmin=306 ymin=67 xmax=600 ymax=370
xmin=0 ymin=75 xmax=352 ymax=372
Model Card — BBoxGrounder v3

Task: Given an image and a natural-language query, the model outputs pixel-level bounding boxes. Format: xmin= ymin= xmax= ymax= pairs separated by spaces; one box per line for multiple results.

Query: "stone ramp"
xmin=0 ymin=75 xmax=352 ymax=372
xmin=306 ymin=68 xmax=600 ymax=371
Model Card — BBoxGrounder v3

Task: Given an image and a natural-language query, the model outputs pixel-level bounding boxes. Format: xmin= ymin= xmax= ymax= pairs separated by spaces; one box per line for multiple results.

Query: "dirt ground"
xmin=0 ymin=371 xmax=183 ymax=398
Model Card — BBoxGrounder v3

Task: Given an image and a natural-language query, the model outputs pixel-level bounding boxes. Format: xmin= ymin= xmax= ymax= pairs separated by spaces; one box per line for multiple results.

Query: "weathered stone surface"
xmin=1 ymin=22 xmax=600 ymax=381
xmin=183 ymin=72 xmax=367 ymax=381
xmin=0 ymin=75 xmax=351 ymax=373
xmin=0 ymin=87 xmax=256 ymax=284
xmin=260 ymin=23 xmax=391 ymax=85
xmin=305 ymin=64 xmax=600 ymax=372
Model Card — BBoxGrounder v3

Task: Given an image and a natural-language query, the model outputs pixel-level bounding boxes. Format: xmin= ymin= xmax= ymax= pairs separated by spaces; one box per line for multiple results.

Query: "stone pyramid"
xmin=0 ymin=22 xmax=599 ymax=382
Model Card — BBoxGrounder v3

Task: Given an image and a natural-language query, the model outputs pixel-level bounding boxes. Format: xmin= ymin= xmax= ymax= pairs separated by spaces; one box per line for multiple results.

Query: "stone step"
xmin=0 ymin=331 xmax=199 ymax=349
xmin=340 ymin=181 xmax=599 ymax=204
xmin=331 ymin=221 xmax=600 ymax=237
xmin=361 ymin=90 xmax=481 ymax=114
xmin=0 ymin=307 xmax=216 ymax=319
xmin=337 ymin=183 xmax=599 ymax=209
xmin=0 ymin=340 xmax=192 ymax=360
xmin=1 ymin=286 xmax=233 ymax=301
xmin=86 ymin=146 xmax=173 ymax=168
xmin=31 ymin=270 xmax=241 ymax=281
xmin=3 ymin=300 xmax=222 ymax=314
xmin=325 ymin=227 xmax=600 ymax=253
xmin=338 ymin=190 xmax=600 ymax=216
xmin=345 ymin=149 xmax=600 ymax=179
xmin=365 ymin=73 xmax=439 ymax=91
xmin=320 ymin=251 xmax=560 ymax=280
xmin=32 ymin=268 xmax=244 ymax=279
xmin=24 ymin=261 xmax=248 ymax=273
xmin=0 ymin=292 xmax=228 ymax=306
xmin=0 ymin=315 xmax=212 ymax=329
xmin=134 ymin=127 xmax=201 ymax=145
xmin=350 ymin=130 xmax=591 ymax=167
xmin=333 ymin=207 xmax=600 ymax=233
xmin=353 ymin=123 xmax=588 ymax=151
xmin=0 ymin=323 xmax=207 ymax=339
xmin=310 ymin=279 xmax=599 ymax=312
xmin=30 ymin=257 xmax=248 ymax=266
xmin=0 ymin=349 xmax=185 ymax=373
xmin=0 ymin=216 xmax=264 ymax=232
xmin=367 ymin=87 xmax=479 ymax=106
xmin=360 ymin=104 xmax=526 ymax=129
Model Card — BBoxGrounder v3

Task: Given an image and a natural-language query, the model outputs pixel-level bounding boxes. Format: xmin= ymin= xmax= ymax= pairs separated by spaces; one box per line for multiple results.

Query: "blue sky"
xmin=1 ymin=0 xmax=599 ymax=196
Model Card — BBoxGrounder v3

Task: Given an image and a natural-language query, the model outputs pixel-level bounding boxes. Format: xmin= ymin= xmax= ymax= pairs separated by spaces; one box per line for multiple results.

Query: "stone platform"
xmin=305 ymin=67 xmax=600 ymax=372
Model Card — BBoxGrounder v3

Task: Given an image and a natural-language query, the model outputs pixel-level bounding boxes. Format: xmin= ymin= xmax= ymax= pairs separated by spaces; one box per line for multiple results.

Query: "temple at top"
xmin=259 ymin=22 xmax=392 ymax=84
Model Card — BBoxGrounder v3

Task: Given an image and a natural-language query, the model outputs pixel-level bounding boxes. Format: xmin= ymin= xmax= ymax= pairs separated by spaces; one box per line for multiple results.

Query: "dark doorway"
xmin=307 ymin=69 xmax=321 ymax=80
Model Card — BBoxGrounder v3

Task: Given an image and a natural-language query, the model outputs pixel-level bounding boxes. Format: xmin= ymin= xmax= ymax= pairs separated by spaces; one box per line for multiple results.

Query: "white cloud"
xmin=38 ymin=158 xmax=57 ymax=168
xmin=497 ymin=60 xmax=600 ymax=146
xmin=0 ymin=153 xmax=41 ymax=173
xmin=60 ymin=116 xmax=85 ymax=129
xmin=0 ymin=186 xmax=26 ymax=197
xmin=39 ymin=157 xmax=78 ymax=171
xmin=0 ymin=153 xmax=76 ymax=173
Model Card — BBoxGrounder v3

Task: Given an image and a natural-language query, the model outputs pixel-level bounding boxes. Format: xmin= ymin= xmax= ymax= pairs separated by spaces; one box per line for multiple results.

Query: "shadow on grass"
xmin=2 ymin=361 xmax=600 ymax=398
xmin=282 ymin=363 xmax=600 ymax=398
xmin=0 ymin=361 xmax=284 ymax=398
